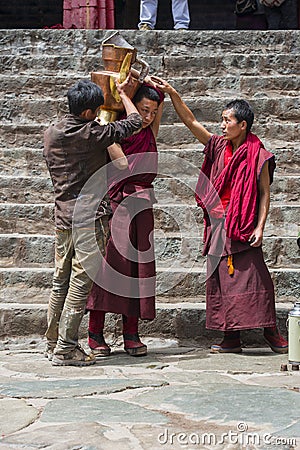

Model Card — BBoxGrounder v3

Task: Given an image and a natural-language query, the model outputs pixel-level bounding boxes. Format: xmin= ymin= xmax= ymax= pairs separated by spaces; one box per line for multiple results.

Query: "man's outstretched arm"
xmin=151 ymin=76 xmax=212 ymax=146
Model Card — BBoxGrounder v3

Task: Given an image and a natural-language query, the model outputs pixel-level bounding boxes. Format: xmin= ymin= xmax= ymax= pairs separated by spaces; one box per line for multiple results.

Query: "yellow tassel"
xmin=227 ymin=255 xmax=234 ymax=276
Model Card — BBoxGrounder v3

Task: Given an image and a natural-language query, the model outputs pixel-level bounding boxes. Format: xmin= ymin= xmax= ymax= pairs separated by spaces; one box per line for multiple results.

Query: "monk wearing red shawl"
xmin=151 ymin=76 xmax=288 ymax=354
xmin=86 ymin=84 xmax=164 ymax=357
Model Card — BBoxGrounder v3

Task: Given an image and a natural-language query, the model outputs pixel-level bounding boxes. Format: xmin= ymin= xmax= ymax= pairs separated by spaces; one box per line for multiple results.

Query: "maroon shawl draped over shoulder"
xmin=195 ymin=132 xmax=276 ymax=243
xmin=108 ymin=124 xmax=158 ymax=202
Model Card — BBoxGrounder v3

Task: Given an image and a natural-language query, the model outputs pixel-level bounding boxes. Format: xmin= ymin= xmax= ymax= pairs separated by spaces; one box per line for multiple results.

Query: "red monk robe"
xmin=86 ymin=125 xmax=158 ymax=319
xmin=195 ymin=133 xmax=277 ymax=331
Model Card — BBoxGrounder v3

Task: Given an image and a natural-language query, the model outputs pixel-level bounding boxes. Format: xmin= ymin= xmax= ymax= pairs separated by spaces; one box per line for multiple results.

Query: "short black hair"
xmin=133 ymin=85 xmax=160 ymax=106
xmin=67 ymin=79 xmax=104 ymax=115
xmin=225 ymin=99 xmax=254 ymax=133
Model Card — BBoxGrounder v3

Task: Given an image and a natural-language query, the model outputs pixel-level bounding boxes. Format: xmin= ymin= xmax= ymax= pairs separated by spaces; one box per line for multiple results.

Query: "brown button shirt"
xmin=43 ymin=112 xmax=142 ymax=229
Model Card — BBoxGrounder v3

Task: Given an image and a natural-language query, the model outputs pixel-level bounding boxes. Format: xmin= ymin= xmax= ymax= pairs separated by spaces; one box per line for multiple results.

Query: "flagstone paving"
xmin=0 ymin=337 xmax=299 ymax=449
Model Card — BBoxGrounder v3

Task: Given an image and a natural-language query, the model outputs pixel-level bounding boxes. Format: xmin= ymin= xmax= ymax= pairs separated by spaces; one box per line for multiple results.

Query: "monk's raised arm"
xmin=151 ymin=76 xmax=212 ymax=146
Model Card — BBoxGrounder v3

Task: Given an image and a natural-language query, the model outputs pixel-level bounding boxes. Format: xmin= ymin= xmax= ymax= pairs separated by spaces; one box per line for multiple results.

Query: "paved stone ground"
xmin=0 ymin=336 xmax=299 ymax=450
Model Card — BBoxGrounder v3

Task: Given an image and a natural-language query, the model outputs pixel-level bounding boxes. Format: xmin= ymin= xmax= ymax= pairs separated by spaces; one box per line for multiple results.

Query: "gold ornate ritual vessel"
xmin=91 ymin=31 xmax=149 ymax=124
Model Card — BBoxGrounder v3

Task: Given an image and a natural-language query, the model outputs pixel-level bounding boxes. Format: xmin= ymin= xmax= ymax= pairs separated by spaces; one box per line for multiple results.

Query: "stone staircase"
xmin=0 ymin=29 xmax=299 ymax=340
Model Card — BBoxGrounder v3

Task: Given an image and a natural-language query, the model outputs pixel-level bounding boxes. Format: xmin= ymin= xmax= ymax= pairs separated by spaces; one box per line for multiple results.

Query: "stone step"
xmin=153 ymin=203 xmax=299 ymax=237
xmin=0 ymin=148 xmax=45 ymax=176
xmin=0 ymin=124 xmax=45 ymax=148
xmin=161 ymin=96 xmax=300 ymax=124
xmin=0 ymin=174 xmax=298 ymax=204
xmin=155 ymin=236 xmax=300 ymax=269
xmin=158 ymin=146 xmax=300 ymax=175
xmin=1 ymin=146 xmax=300 ymax=176
xmin=0 ymin=266 xmax=299 ymax=302
xmin=0 ymin=203 xmax=55 ymax=234
xmin=0 ymin=54 xmax=101 ymax=76
xmin=1 ymin=75 xmax=84 ymax=99
xmin=134 ymin=30 xmax=300 ymax=56
xmin=0 ymin=95 xmax=67 ymax=124
xmin=170 ymin=75 xmax=300 ymax=98
xmin=0 ymin=33 xmax=298 ymax=64
xmin=0 ymin=176 xmax=53 ymax=203
xmin=157 ymin=54 xmax=300 ymax=79
xmin=0 ymin=233 xmax=298 ymax=269
xmin=0 ymin=202 xmax=298 ymax=236
xmin=154 ymin=175 xmax=300 ymax=204
xmin=1 ymin=51 xmax=299 ymax=78
xmin=2 ymin=94 xmax=300 ymax=126
xmin=1 ymin=30 xmax=298 ymax=57
xmin=0 ymin=300 xmax=292 ymax=339
xmin=0 ymin=234 xmax=54 ymax=268
xmin=2 ymin=74 xmax=299 ymax=99
xmin=157 ymin=123 xmax=300 ymax=148
xmin=1 ymin=121 xmax=299 ymax=151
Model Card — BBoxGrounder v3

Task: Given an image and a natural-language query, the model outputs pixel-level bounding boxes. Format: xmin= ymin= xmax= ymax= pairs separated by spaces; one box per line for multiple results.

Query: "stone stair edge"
xmin=1 ymin=167 xmax=300 ymax=178
xmin=2 ymin=94 xmax=300 ymax=105
xmin=0 ymin=29 xmax=299 ymax=52
xmin=0 ymin=299 xmax=293 ymax=339
xmin=1 ymin=120 xmax=300 ymax=128
xmin=1 ymin=75 xmax=299 ymax=88
xmin=0 ymin=232 xmax=298 ymax=240
xmin=1 ymin=55 xmax=299 ymax=79
xmin=2 ymin=74 xmax=299 ymax=82
xmin=1 ymin=145 xmax=299 ymax=153
xmin=1 ymin=173 xmax=299 ymax=181
xmin=1 ymin=201 xmax=299 ymax=207
xmin=2 ymin=73 xmax=298 ymax=79
xmin=1 ymin=129 xmax=300 ymax=150
xmin=0 ymin=198 xmax=297 ymax=209
xmin=0 ymin=300 xmax=294 ymax=309
xmin=2 ymin=122 xmax=299 ymax=133
xmin=1 ymin=49 xmax=298 ymax=58
xmin=1 ymin=266 xmax=299 ymax=274
xmin=0 ymin=48 xmax=298 ymax=61
xmin=2 ymin=78 xmax=299 ymax=102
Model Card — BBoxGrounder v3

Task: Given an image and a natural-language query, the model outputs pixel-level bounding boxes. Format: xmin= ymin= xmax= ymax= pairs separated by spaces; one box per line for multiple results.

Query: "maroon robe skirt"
xmin=206 ymin=246 xmax=276 ymax=331
xmin=86 ymin=194 xmax=156 ymax=320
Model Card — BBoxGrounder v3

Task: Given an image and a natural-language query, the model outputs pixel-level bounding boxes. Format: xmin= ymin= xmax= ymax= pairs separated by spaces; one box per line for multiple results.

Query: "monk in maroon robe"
xmin=151 ymin=76 xmax=288 ymax=354
xmin=86 ymin=84 xmax=164 ymax=357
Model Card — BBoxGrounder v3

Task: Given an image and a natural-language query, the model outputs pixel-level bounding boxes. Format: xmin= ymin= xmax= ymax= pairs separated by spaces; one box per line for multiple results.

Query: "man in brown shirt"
xmin=43 ymin=79 xmax=142 ymax=366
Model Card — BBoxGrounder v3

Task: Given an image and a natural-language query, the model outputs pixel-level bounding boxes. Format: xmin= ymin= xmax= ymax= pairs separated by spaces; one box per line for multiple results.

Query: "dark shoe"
xmin=210 ymin=339 xmax=242 ymax=353
xmin=88 ymin=331 xmax=111 ymax=357
xmin=264 ymin=327 xmax=288 ymax=354
xmin=52 ymin=345 xmax=96 ymax=366
xmin=211 ymin=331 xmax=242 ymax=353
xmin=123 ymin=333 xmax=147 ymax=356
